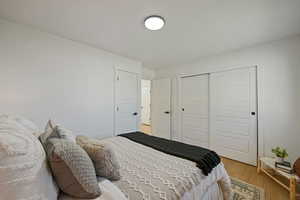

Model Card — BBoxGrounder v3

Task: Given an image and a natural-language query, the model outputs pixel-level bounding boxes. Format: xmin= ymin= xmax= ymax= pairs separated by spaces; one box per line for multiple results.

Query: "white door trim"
xmin=114 ymin=68 xmax=140 ymax=136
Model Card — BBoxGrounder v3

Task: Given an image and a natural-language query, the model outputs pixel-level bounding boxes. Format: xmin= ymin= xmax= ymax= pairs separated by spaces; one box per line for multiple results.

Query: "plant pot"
xmin=275 ymin=157 xmax=284 ymax=163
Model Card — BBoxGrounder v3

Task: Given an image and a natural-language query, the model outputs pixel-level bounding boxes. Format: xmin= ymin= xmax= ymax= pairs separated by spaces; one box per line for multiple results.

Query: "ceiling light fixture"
xmin=144 ymin=15 xmax=165 ymax=31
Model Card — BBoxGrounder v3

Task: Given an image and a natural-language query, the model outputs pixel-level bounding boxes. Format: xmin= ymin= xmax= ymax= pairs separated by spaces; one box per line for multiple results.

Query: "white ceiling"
xmin=1 ymin=0 xmax=300 ymax=69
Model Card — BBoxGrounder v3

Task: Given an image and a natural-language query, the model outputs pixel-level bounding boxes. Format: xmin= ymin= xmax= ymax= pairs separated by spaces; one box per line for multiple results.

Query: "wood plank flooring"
xmin=222 ymin=157 xmax=292 ymax=200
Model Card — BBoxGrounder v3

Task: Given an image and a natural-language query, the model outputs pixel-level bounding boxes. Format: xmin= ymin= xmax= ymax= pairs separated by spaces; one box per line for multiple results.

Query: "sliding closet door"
xmin=210 ymin=67 xmax=257 ymax=165
xmin=181 ymin=74 xmax=209 ymax=148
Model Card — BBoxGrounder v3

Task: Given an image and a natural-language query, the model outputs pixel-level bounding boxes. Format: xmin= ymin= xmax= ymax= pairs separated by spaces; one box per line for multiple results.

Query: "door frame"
xmin=114 ymin=67 xmax=141 ymax=136
xmin=177 ymin=65 xmax=262 ymax=164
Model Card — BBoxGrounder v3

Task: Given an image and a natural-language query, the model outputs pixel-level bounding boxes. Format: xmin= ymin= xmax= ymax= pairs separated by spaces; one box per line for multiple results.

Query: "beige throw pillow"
xmin=76 ymin=136 xmax=121 ymax=181
xmin=45 ymin=138 xmax=101 ymax=199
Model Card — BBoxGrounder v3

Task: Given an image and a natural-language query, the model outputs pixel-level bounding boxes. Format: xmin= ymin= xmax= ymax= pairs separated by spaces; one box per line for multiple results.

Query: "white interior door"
xmin=181 ymin=74 xmax=209 ymax=148
xmin=115 ymin=70 xmax=139 ymax=135
xmin=210 ymin=67 xmax=257 ymax=165
xmin=141 ymin=80 xmax=151 ymax=125
xmin=151 ymin=78 xmax=171 ymax=139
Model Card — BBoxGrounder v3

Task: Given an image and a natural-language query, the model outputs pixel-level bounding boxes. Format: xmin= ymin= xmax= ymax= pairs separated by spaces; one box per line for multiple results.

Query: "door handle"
xmin=164 ymin=111 xmax=170 ymax=114
xmin=133 ymin=112 xmax=138 ymax=116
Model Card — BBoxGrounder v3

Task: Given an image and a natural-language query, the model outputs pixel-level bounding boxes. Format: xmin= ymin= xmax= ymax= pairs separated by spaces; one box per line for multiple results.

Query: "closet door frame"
xmin=177 ymin=65 xmax=263 ymax=164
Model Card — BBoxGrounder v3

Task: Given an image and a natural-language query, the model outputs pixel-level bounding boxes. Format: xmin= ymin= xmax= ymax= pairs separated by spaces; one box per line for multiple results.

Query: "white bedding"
xmin=102 ymin=136 xmax=232 ymax=200
xmin=182 ymin=182 xmax=222 ymax=200
xmin=59 ymin=177 xmax=223 ymax=200
xmin=181 ymin=165 xmax=227 ymax=200
xmin=60 ymin=136 xmax=231 ymax=200
xmin=59 ymin=178 xmax=127 ymax=200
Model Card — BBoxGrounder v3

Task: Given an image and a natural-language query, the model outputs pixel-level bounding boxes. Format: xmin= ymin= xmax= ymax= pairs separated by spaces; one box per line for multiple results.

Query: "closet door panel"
xmin=210 ymin=67 xmax=257 ymax=165
xmin=181 ymin=74 xmax=209 ymax=148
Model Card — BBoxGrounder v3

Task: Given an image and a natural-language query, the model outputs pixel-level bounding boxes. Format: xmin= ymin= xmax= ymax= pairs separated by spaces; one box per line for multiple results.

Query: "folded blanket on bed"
xmin=119 ymin=132 xmax=220 ymax=175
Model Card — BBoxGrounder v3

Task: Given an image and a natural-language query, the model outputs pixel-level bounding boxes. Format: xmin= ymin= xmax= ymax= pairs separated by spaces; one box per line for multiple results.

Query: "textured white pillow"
xmin=0 ymin=114 xmax=40 ymax=137
xmin=0 ymin=116 xmax=58 ymax=200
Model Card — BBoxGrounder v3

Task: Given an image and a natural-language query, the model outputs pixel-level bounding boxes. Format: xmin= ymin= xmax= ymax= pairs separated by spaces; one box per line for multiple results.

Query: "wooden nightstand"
xmin=257 ymin=157 xmax=300 ymax=200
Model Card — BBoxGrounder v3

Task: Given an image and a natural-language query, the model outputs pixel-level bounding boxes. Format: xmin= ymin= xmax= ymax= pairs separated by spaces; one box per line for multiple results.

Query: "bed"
xmin=0 ymin=114 xmax=231 ymax=200
xmin=99 ymin=134 xmax=232 ymax=200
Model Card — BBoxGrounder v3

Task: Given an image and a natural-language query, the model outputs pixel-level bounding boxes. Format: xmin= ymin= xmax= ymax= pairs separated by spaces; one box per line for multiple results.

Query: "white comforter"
xmin=103 ymin=137 xmax=232 ymax=200
xmin=60 ymin=172 xmax=226 ymax=200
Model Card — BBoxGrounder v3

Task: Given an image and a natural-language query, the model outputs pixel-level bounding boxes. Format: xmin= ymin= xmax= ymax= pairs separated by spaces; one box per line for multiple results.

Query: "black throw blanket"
xmin=119 ymin=132 xmax=220 ymax=176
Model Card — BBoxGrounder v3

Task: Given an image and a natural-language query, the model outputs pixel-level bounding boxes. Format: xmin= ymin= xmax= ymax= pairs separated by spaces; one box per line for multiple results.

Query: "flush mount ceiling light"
xmin=144 ymin=15 xmax=165 ymax=31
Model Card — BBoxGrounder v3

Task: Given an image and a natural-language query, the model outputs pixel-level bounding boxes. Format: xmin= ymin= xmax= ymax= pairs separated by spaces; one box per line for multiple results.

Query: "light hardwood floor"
xmin=140 ymin=124 xmax=151 ymax=134
xmin=222 ymin=157 xmax=296 ymax=200
xmin=140 ymin=124 xmax=297 ymax=200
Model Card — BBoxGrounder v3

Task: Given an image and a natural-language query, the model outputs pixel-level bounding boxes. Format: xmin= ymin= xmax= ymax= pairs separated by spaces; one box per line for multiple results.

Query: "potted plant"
xmin=271 ymin=147 xmax=288 ymax=163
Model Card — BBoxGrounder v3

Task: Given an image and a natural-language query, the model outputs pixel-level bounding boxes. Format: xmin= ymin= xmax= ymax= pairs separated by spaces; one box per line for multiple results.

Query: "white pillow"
xmin=0 ymin=116 xmax=59 ymax=200
xmin=0 ymin=114 xmax=40 ymax=136
xmin=59 ymin=178 xmax=127 ymax=200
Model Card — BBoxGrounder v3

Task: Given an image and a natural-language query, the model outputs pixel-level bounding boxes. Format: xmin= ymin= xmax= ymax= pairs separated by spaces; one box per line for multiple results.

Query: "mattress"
xmin=101 ymin=136 xmax=232 ymax=200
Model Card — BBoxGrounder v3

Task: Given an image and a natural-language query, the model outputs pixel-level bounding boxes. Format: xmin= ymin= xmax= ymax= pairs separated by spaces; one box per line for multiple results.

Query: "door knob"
xmin=164 ymin=111 xmax=170 ymax=114
xmin=133 ymin=112 xmax=138 ymax=116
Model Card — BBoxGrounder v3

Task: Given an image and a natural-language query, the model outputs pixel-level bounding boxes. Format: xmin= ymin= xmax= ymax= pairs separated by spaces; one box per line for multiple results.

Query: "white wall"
xmin=142 ymin=67 xmax=155 ymax=80
xmin=155 ymin=35 xmax=300 ymax=163
xmin=0 ymin=19 xmax=142 ymax=138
